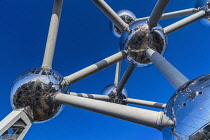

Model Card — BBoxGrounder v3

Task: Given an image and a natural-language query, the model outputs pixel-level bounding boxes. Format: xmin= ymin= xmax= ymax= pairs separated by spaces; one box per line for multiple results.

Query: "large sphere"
xmin=162 ymin=74 xmax=210 ymax=139
xmin=110 ymin=9 xmax=136 ymax=37
xmin=120 ymin=20 xmax=167 ymax=67
xmin=195 ymin=0 xmax=210 ymax=26
xmin=11 ymin=68 xmax=69 ymax=122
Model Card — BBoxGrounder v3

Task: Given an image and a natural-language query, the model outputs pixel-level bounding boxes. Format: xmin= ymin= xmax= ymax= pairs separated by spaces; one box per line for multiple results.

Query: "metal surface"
xmin=0 ymin=108 xmax=32 ymax=140
xmin=42 ymin=0 xmax=63 ymax=69
xmin=92 ymin=0 xmax=129 ymax=32
xmin=110 ymin=10 xmax=136 ymax=37
xmin=164 ymin=10 xmax=207 ymax=35
xmin=62 ymin=50 xmax=128 ymax=86
xmin=148 ymin=0 xmax=170 ymax=29
xmin=120 ymin=21 xmax=167 ymax=67
xmin=136 ymin=8 xmax=199 ymax=21
xmin=162 ymin=74 xmax=210 ymax=139
xmin=11 ymin=68 xmax=69 ymax=122
xmin=146 ymin=48 xmax=189 ymax=89
xmin=54 ymin=92 xmax=174 ymax=130
xmin=125 ymin=98 xmax=166 ymax=109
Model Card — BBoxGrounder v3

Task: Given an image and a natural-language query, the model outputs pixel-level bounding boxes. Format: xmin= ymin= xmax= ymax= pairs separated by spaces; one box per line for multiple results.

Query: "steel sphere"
xmin=195 ymin=0 xmax=210 ymax=26
xmin=101 ymin=84 xmax=128 ymax=104
xmin=101 ymin=84 xmax=127 ymax=97
xmin=162 ymin=74 xmax=210 ymax=139
xmin=110 ymin=9 xmax=136 ymax=37
xmin=120 ymin=20 xmax=167 ymax=67
xmin=10 ymin=68 xmax=69 ymax=122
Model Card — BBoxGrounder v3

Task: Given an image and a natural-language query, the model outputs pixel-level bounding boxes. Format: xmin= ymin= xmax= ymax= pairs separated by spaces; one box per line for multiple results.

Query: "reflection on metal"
xmin=11 ymin=68 xmax=69 ymax=122
xmin=110 ymin=10 xmax=136 ymax=37
xmin=101 ymin=84 xmax=127 ymax=104
xmin=162 ymin=74 xmax=210 ymax=139
xmin=120 ymin=21 xmax=167 ymax=67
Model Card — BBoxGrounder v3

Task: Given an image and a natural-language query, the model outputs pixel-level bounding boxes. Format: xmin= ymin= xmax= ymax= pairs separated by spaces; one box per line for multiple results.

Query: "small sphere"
xmin=195 ymin=0 xmax=210 ymax=26
xmin=162 ymin=74 xmax=210 ymax=139
xmin=101 ymin=84 xmax=128 ymax=104
xmin=120 ymin=20 xmax=167 ymax=67
xmin=110 ymin=9 xmax=136 ymax=37
xmin=11 ymin=68 xmax=69 ymax=122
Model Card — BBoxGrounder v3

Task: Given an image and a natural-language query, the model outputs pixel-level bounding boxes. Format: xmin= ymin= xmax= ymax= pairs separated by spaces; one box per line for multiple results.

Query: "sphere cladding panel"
xmin=162 ymin=74 xmax=210 ymax=139
xmin=120 ymin=20 xmax=167 ymax=67
xmin=111 ymin=9 xmax=136 ymax=38
xmin=11 ymin=68 xmax=69 ymax=122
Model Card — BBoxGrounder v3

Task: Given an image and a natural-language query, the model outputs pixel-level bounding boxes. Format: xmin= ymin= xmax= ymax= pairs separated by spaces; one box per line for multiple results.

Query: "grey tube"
xmin=146 ymin=48 xmax=189 ymax=89
xmin=148 ymin=0 xmax=170 ymax=29
xmin=137 ymin=8 xmax=199 ymax=21
xmin=125 ymin=98 xmax=166 ymax=109
xmin=42 ymin=0 xmax=63 ymax=69
xmin=164 ymin=10 xmax=206 ymax=35
xmin=70 ymin=92 xmax=109 ymax=101
xmin=54 ymin=92 xmax=174 ymax=130
xmin=92 ymin=0 xmax=129 ymax=32
xmin=116 ymin=64 xmax=135 ymax=94
xmin=62 ymin=50 xmax=128 ymax=86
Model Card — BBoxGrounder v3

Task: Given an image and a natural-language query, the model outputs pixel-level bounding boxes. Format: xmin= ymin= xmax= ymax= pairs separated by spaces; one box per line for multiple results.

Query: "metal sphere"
xmin=110 ymin=9 xmax=136 ymax=37
xmin=195 ymin=0 xmax=210 ymax=26
xmin=101 ymin=84 xmax=128 ymax=104
xmin=120 ymin=20 xmax=167 ymax=67
xmin=162 ymin=74 xmax=210 ymax=139
xmin=101 ymin=84 xmax=127 ymax=97
xmin=10 ymin=68 xmax=69 ymax=122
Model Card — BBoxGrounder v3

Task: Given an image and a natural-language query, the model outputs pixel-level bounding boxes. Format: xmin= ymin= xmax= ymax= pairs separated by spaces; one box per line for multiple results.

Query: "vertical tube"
xmin=114 ymin=61 xmax=122 ymax=85
xmin=42 ymin=0 xmax=63 ymax=69
xmin=146 ymin=48 xmax=189 ymax=89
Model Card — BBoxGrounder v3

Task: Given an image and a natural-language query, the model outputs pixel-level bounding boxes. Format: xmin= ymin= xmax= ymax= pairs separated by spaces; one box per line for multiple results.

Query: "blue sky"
xmin=0 ymin=0 xmax=210 ymax=139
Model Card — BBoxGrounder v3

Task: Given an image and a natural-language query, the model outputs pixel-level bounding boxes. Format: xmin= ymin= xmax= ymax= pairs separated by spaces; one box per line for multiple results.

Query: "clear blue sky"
xmin=0 ymin=0 xmax=209 ymax=139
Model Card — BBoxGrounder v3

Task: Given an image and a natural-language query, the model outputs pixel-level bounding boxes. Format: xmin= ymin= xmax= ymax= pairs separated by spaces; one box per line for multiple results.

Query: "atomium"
xmin=162 ymin=74 xmax=210 ymax=139
xmin=120 ymin=20 xmax=167 ymax=67
xmin=1 ymin=0 xmax=210 ymax=139
xmin=11 ymin=68 xmax=69 ymax=122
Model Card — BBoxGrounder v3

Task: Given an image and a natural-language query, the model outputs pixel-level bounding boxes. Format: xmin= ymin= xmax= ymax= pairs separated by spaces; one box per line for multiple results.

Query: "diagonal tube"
xmin=164 ymin=10 xmax=207 ymax=35
xmin=42 ymin=0 xmax=63 ymax=69
xmin=148 ymin=0 xmax=170 ymax=29
xmin=146 ymin=48 xmax=189 ymax=89
xmin=54 ymin=92 xmax=174 ymax=130
xmin=62 ymin=50 xmax=128 ymax=86
xmin=136 ymin=8 xmax=199 ymax=21
xmin=92 ymin=0 xmax=129 ymax=32
xmin=116 ymin=64 xmax=135 ymax=95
